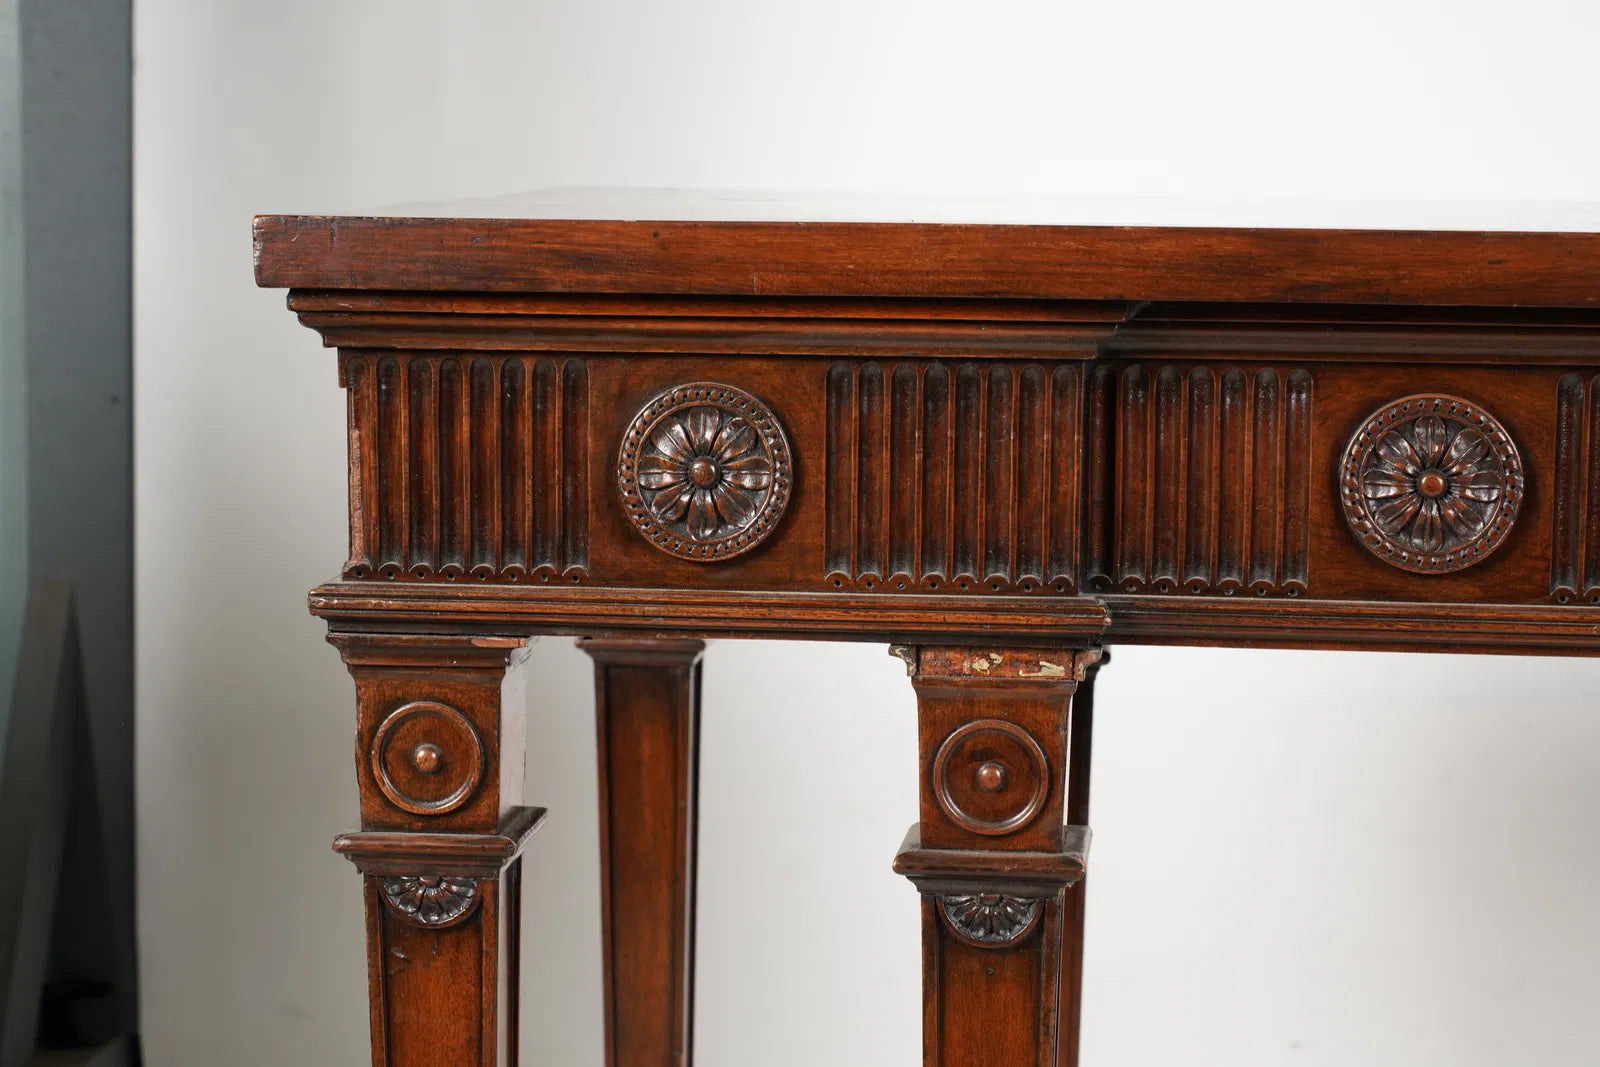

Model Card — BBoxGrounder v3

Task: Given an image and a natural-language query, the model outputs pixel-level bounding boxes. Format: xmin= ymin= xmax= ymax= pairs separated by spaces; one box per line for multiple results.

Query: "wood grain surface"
xmin=258 ymin=210 xmax=1600 ymax=1066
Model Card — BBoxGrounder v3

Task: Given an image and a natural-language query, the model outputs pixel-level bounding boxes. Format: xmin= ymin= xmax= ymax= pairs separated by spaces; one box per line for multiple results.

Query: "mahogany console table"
xmin=254 ymin=200 xmax=1600 ymax=1067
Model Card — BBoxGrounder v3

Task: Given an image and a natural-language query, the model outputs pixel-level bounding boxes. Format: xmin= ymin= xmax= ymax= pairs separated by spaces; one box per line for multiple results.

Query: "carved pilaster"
xmin=329 ymin=633 xmax=538 ymax=1067
xmin=893 ymin=643 xmax=1102 ymax=1067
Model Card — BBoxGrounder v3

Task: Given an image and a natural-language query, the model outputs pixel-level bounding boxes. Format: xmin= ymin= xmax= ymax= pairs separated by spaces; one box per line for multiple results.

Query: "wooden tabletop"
xmin=254 ymin=190 xmax=1600 ymax=308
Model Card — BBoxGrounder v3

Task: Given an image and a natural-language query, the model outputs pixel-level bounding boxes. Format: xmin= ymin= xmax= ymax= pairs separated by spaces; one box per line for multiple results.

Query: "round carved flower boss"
xmin=932 ymin=719 xmax=1049 ymax=836
xmin=1339 ymin=394 xmax=1524 ymax=574
xmin=617 ymin=382 xmax=793 ymax=561
xmin=371 ymin=701 xmax=484 ymax=816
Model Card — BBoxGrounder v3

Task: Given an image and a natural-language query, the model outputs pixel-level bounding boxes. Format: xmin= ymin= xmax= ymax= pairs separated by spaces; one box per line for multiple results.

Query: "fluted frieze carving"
xmin=1552 ymin=374 xmax=1600 ymax=603
xmin=1085 ymin=364 xmax=1314 ymax=596
xmin=341 ymin=354 xmax=589 ymax=583
xmin=824 ymin=361 xmax=1082 ymax=594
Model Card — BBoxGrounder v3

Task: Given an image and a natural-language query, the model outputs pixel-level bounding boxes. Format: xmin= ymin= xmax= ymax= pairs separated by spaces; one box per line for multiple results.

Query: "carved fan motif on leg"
xmin=940 ymin=893 xmax=1043 ymax=947
xmin=381 ymin=875 xmax=480 ymax=928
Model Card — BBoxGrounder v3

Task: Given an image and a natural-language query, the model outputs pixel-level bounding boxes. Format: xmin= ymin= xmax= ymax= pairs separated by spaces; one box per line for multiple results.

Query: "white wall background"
xmin=134 ymin=3 xmax=1600 ymax=1065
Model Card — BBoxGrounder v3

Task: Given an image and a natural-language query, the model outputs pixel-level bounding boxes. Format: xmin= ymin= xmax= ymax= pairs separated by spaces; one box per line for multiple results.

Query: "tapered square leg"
xmin=580 ymin=638 xmax=704 ymax=1067
xmin=1060 ymin=651 xmax=1104 ymax=1067
xmin=329 ymin=633 xmax=540 ymax=1067
xmin=892 ymin=646 xmax=1103 ymax=1067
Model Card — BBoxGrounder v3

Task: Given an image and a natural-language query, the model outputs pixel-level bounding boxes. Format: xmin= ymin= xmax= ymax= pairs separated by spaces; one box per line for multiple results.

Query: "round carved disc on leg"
xmin=371 ymin=701 xmax=485 ymax=816
xmin=932 ymin=719 xmax=1049 ymax=836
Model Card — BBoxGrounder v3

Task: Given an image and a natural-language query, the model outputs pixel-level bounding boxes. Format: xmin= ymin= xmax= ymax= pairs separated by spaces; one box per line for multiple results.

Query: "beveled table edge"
xmin=254 ymin=215 xmax=1600 ymax=307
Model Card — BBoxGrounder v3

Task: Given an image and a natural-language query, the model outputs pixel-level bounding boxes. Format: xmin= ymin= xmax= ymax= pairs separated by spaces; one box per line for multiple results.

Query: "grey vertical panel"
xmin=20 ymin=0 xmax=135 ymax=1027
xmin=0 ymin=0 xmax=26 ymax=736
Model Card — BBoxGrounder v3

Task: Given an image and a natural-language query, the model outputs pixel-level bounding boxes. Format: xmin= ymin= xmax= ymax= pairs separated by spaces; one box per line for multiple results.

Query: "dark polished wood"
xmin=891 ymin=645 xmax=1100 ymax=1067
xmin=253 ymin=214 xmax=1600 ymax=306
xmin=256 ymin=207 xmax=1600 ymax=1066
xmin=1060 ymin=652 xmax=1104 ymax=1067
xmin=579 ymin=638 xmax=703 ymax=1067
xmin=328 ymin=633 xmax=538 ymax=1067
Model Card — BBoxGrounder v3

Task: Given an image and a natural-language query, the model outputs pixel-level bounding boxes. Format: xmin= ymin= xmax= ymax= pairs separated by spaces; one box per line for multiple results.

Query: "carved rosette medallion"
xmin=940 ymin=894 xmax=1043 ymax=948
xmin=932 ymin=719 xmax=1049 ymax=837
xmin=617 ymin=383 xmax=793 ymax=561
xmin=1340 ymin=395 xmax=1524 ymax=574
xmin=381 ymin=875 xmax=479 ymax=927
xmin=371 ymin=701 xmax=485 ymax=816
